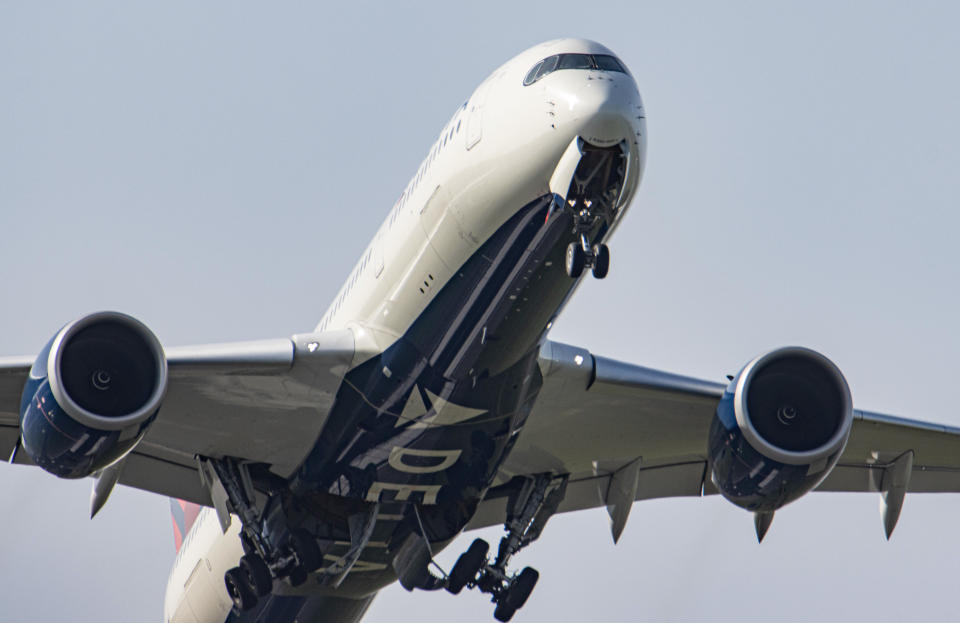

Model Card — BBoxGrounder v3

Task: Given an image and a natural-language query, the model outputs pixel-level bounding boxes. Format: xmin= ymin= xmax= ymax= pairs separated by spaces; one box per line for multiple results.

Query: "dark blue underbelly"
xmin=268 ymin=194 xmax=614 ymax=603
xmin=292 ymin=195 xmax=593 ymax=540
xmin=227 ymin=592 xmax=375 ymax=623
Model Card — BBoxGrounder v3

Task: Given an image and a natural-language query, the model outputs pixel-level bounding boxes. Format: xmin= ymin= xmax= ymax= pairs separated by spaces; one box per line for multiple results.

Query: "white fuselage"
xmin=313 ymin=38 xmax=645 ymax=362
xmin=164 ymin=38 xmax=645 ymax=623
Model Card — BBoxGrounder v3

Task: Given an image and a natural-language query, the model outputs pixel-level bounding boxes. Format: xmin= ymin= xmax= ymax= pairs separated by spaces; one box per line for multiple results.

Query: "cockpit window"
xmin=522 ymin=53 xmax=628 ymax=86
xmin=557 ymin=54 xmax=594 ymax=70
xmin=594 ymin=55 xmax=626 ymax=73
xmin=532 ymin=55 xmax=559 ymax=82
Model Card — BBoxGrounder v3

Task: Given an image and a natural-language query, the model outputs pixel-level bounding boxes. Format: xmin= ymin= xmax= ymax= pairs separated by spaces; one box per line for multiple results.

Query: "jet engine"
xmin=19 ymin=312 xmax=167 ymax=478
xmin=707 ymin=347 xmax=853 ymax=512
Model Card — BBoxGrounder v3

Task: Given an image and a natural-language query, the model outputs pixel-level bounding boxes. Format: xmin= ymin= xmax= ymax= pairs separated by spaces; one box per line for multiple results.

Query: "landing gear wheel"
xmin=287 ymin=566 xmax=308 ymax=587
xmin=225 ymin=567 xmax=257 ymax=613
xmin=507 ymin=567 xmax=539 ymax=610
xmin=591 ymin=244 xmax=609 ymax=279
xmin=287 ymin=529 xmax=323 ymax=572
xmin=240 ymin=553 xmax=272 ymax=597
xmin=565 ymin=242 xmax=585 ymax=278
xmin=447 ymin=538 xmax=489 ymax=594
xmin=493 ymin=601 xmax=517 ymax=622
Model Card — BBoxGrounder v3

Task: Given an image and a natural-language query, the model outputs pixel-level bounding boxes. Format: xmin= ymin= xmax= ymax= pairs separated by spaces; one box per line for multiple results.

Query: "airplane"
xmin=2 ymin=37 xmax=959 ymax=623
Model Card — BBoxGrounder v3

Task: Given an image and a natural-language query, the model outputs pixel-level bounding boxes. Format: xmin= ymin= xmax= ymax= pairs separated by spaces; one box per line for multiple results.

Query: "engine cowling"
xmin=708 ymin=347 xmax=853 ymax=512
xmin=19 ymin=312 xmax=167 ymax=478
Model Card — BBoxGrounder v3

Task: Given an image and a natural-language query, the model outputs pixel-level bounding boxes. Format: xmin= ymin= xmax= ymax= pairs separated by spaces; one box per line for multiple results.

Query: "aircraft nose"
xmin=551 ymin=74 xmax=642 ymax=147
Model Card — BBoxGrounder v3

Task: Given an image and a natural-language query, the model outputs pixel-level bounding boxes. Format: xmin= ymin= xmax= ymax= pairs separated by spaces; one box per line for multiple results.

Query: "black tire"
xmin=493 ymin=601 xmax=517 ymax=622
xmin=447 ymin=538 xmax=489 ymax=594
xmin=507 ymin=567 xmax=539 ymax=610
xmin=240 ymin=553 xmax=273 ymax=597
xmin=288 ymin=566 xmax=308 ymax=587
xmin=287 ymin=529 xmax=323 ymax=572
xmin=225 ymin=567 xmax=257 ymax=612
xmin=565 ymin=242 xmax=585 ymax=278
xmin=592 ymin=244 xmax=610 ymax=279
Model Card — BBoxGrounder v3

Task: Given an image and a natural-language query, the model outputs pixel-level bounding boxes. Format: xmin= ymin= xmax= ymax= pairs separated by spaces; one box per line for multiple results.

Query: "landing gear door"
xmin=549 ymin=136 xmax=584 ymax=200
xmin=615 ymin=140 xmax=634 ymax=210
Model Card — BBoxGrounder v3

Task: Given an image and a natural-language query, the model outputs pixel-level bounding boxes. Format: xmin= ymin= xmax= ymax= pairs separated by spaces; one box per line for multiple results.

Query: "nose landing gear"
xmin=445 ymin=475 xmax=567 ymax=621
xmin=565 ymin=236 xmax=610 ymax=279
xmin=556 ymin=140 xmax=625 ymax=280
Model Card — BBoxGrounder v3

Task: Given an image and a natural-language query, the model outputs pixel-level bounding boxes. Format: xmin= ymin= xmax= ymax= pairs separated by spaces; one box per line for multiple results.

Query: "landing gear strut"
xmin=559 ymin=142 xmax=625 ymax=280
xmin=223 ymin=522 xmax=326 ymax=613
xmin=446 ymin=475 xmax=567 ymax=622
xmin=198 ymin=456 xmax=329 ymax=614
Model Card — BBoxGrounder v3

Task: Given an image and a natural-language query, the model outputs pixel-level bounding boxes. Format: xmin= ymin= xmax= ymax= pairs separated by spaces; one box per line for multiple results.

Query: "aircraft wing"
xmin=0 ymin=329 xmax=356 ymax=505
xmin=468 ymin=340 xmax=960 ymax=534
xmin=5 ymin=332 xmax=958 ymax=530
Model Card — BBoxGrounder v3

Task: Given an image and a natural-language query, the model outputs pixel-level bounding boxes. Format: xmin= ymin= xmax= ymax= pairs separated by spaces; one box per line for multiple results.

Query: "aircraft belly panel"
xmin=227 ymin=594 xmax=375 ymax=623
xmin=280 ymin=195 xmax=605 ymax=594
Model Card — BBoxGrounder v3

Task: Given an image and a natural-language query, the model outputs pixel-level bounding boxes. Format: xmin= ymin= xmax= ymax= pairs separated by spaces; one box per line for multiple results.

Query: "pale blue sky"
xmin=2 ymin=2 xmax=959 ymax=621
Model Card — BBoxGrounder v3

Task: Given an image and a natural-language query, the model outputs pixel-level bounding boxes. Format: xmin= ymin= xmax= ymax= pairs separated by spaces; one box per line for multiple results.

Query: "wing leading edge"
xmin=5 ymin=336 xmax=959 ymax=529
xmin=0 ymin=329 xmax=356 ymax=505
xmin=469 ymin=341 xmax=960 ymax=533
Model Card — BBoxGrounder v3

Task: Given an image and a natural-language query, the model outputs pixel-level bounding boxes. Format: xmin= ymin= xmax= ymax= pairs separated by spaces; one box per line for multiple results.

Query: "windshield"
xmin=523 ymin=54 xmax=628 ymax=86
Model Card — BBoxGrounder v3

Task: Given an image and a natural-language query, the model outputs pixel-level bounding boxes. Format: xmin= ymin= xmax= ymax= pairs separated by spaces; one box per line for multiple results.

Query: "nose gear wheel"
xmin=565 ymin=239 xmax=610 ymax=279
xmin=592 ymin=244 xmax=610 ymax=279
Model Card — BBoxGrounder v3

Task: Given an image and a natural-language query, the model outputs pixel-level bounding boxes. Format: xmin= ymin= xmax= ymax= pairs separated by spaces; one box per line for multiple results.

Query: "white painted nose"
xmin=553 ymin=74 xmax=640 ymax=147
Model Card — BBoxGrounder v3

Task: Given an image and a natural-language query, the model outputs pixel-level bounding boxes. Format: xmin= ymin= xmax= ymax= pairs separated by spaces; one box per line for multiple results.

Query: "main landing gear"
xmin=197 ymin=457 xmax=329 ymax=614
xmin=446 ymin=475 xmax=567 ymax=622
xmin=224 ymin=528 xmax=325 ymax=612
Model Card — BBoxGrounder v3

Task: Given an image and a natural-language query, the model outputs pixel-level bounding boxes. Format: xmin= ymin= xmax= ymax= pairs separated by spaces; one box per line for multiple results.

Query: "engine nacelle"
xmin=708 ymin=347 xmax=853 ymax=512
xmin=19 ymin=312 xmax=167 ymax=478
